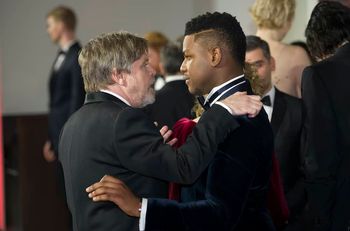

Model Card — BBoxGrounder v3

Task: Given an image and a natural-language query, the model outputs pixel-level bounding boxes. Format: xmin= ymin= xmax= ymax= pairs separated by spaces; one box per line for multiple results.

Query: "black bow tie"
xmin=261 ymin=95 xmax=271 ymax=106
xmin=58 ymin=50 xmax=66 ymax=55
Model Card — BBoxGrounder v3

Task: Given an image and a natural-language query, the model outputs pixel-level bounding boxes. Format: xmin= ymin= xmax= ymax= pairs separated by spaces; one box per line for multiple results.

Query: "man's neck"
xmin=262 ymin=84 xmax=273 ymax=96
xmin=58 ymin=31 xmax=76 ymax=50
xmin=211 ymin=69 xmax=244 ymax=90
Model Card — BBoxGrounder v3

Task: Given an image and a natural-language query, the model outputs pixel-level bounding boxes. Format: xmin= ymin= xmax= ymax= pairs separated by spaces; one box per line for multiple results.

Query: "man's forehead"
xmin=246 ymin=48 xmax=265 ymax=58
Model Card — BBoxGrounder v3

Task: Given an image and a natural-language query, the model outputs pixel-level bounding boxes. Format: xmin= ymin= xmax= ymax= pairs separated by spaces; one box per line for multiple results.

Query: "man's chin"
xmin=140 ymin=93 xmax=155 ymax=108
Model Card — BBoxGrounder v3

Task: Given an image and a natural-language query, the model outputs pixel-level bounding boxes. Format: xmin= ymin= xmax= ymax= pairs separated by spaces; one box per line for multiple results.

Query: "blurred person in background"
xmin=144 ymin=31 xmax=169 ymax=90
xmin=319 ymin=0 xmax=350 ymax=8
xmin=301 ymin=2 xmax=350 ymax=230
xmin=246 ymin=35 xmax=306 ymax=231
xmin=144 ymin=43 xmax=194 ymax=128
xmin=250 ymin=0 xmax=311 ymax=98
xmin=290 ymin=41 xmax=315 ymax=64
xmin=43 ymin=5 xmax=85 ymax=162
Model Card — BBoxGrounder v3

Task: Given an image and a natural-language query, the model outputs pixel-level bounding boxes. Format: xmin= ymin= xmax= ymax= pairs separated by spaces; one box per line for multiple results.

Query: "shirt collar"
xmin=100 ymin=89 xmax=131 ymax=106
xmin=263 ymin=86 xmax=275 ymax=107
xmin=165 ymin=75 xmax=184 ymax=83
xmin=204 ymin=74 xmax=245 ymax=106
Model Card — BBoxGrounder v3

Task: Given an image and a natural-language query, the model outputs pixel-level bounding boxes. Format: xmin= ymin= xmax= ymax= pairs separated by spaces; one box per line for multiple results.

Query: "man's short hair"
xmin=184 ymin=12 xmax=246 ymax=67
xmin=78 ymin=31 xmax=148 ymax=93
xmin=306 ymin=1 xmax=350 ymax=59
xmin=144 ymin=31 xmax=169 ymax=52
xmin=160 ymin=44 xmax=183 ymax=75
xmin=246 ymin=35 xmax=271 ymax=59
xmin=250 ymin=0 xmax=295 ymax=29
xmin=47 ymin=6 xmax=77 ymax=31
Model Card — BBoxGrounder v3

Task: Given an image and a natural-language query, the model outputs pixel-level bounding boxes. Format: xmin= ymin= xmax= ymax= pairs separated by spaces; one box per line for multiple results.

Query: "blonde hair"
xmin=144 ymin=31 xmax=169 ymax=51
xmin=78 ymin=31 xmax=148 ymax=93
xmin=47 ymin=6 xmax=77 ymax=31
xmin=250 ymin=0 xmax=295 ymax=29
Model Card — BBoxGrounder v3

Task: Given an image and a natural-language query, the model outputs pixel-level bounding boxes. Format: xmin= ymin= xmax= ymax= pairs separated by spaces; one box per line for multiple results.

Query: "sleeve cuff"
xmin=215 ymin=102 xmax=233 ymax=115
xmin=139 ymin=198 xmax=148 ymax=231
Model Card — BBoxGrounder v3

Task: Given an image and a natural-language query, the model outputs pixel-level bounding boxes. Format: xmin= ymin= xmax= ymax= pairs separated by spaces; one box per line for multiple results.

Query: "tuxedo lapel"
xmin=271 ymin=88 xmax=286 ymax=136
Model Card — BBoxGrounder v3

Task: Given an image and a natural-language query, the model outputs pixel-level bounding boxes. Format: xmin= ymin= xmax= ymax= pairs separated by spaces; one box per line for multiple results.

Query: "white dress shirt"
xmin=165 ymin=74 xmax=185 ymax=83
xmin=99 ymin=89 xmax=131 ymax=106
xmin=262 ymin=87 xmax=275 ymax=122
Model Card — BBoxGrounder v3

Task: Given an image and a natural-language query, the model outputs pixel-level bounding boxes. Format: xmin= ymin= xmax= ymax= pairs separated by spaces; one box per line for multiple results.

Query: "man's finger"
xmin=88 ymin=186 xmax=119 ymax=198
xmin=162 ymin=130 xmax=173 ymax=142
xmin=92 ymin=194 xmax=112 ymax=202
xmin=167 ymin=138 xmax=178 ymax=146
xmin=86 ymin=180 xmax=120 ymax=192
xmin=159 ymin=126 xmax=169 ymax=136
xmin=233 ymin=91 xmax=247 ymax=96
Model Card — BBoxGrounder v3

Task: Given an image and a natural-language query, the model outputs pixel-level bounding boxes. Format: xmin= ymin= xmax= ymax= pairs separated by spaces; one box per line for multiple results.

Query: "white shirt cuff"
xmin=215 ymin=102 xmax=233 ymax=115
xmin=139 ymin=198 xmax=148 ymax=231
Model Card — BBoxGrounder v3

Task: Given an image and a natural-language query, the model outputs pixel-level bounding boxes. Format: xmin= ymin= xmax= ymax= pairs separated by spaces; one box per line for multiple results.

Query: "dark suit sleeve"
xmin=68 ymin=55 xmax=85 ymax=114
xmin=301 ymin=66 xmax=338 ymax=229
xmin=145 ymin=148 xmax=258 ymax=231
xmin=114 ymin=105 xmax=239 ymax=184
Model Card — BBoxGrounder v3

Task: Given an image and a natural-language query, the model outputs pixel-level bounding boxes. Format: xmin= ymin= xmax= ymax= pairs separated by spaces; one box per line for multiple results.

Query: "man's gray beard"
xmin=140 ymin=92 xmax=155 ymax=108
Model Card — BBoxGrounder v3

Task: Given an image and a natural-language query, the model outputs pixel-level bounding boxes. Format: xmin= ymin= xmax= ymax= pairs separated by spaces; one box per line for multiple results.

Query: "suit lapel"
xmin=271 ymin=88 xmax=286 ymax=136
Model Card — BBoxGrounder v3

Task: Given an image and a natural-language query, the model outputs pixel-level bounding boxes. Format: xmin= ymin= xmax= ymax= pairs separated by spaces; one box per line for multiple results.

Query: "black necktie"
xmin=262 ymin=95 xmax=271 ymax=106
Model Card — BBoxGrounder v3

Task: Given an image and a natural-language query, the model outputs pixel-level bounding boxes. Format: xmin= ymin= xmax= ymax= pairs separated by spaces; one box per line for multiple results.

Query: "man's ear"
xmin=111 ymin=68 xmax=127 ymax=86
xmin=209 ymin=47 xmax=222 ymax=67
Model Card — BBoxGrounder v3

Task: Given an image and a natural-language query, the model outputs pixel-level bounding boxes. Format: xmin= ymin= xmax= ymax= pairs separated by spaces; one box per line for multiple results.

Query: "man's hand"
xmin=86 ymin=175 xmax=141 ymax=217
xmin=43 ymin=140 xmax=56 ymax=162
xmin=219 ymin=92 xmax=262 ymax=117
xmin=159 ymin=125 xmax=177 ymax=146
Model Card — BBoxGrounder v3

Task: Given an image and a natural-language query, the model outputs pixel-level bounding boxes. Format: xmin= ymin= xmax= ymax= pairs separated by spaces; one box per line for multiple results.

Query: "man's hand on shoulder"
xmin=218 ymin=92 xmax=262 ymax=117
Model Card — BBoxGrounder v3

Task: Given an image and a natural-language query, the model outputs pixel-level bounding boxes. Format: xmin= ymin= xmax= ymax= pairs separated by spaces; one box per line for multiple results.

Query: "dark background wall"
xmin=4 ymin=115 xmax=70 ymax=231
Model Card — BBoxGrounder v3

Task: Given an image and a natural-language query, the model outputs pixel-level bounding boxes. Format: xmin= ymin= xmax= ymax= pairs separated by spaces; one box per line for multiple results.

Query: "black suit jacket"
xmin=271 ymin=88 xmax=305 ymax=220
xmin=145 ymin=83 xmax=275 ymax=231
xmin=58 ymin=92 xmax=239 ymax=231
xmin=144 ymin=79 xmax=194 ymax=128
xmin=301 ymin=43 xmax=350 ymax=231
xmin=48 ymin=42 xmax=85 ymax=154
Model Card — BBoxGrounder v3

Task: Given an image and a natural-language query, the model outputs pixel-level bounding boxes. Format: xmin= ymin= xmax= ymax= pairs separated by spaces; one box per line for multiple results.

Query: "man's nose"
xmin=180 ymin=60 xmax=186 ymax=74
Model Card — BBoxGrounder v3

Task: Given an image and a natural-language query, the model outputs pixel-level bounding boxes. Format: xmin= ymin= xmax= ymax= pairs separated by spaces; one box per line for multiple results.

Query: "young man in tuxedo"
xmin=87 ymin=13 xmax=275 ymax=231
xmin=43 ymin=6 xmax=85 ymax=162
xmin=59 ymin=31 xmax=263 ymax=231
xmin=246 ymin=35 xmax=305 ymax=230
xmin=301 ymin=2 xmax=350 ymax=230
xmin=144 ymin=43 xmax=195 ymax=128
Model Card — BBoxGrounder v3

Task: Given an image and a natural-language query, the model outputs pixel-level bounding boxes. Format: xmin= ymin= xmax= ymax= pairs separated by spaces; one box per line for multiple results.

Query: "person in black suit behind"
xmin=59 ymin=31 xmax=263 ymax=231
xmin=43 ymin=6 xmax=85 ymax=162
xmin=87 ymin=13 xmax=275 ymax=231
xmin=144 ymin=43 xmax=194 ymax=128
xmin=301 ymin=2 xmax=350 ymax=230
xmin=246 ymin=35 xmax=306 ymax=230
